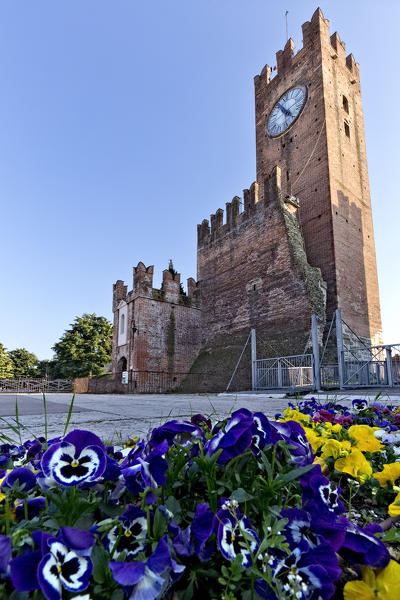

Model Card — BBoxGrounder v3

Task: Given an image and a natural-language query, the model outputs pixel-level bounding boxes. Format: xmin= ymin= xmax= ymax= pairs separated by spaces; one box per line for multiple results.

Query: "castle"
xmin=111 ymin=8 xmax=382 ymax=392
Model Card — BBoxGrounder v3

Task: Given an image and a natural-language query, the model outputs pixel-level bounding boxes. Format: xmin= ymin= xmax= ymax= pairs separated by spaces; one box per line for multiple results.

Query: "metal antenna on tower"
xmin=285 ymin=10 xmax=289 ymax=42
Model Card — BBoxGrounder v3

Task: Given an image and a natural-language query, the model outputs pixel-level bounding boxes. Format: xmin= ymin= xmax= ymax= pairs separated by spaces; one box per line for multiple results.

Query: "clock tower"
xmin=255 ymin=8 xmax=382 ymax=344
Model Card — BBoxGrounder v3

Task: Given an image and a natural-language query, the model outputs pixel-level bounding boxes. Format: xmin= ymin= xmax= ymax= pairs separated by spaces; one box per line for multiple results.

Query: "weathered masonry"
xmin=111 ymin=8 xmax=382 ymax=391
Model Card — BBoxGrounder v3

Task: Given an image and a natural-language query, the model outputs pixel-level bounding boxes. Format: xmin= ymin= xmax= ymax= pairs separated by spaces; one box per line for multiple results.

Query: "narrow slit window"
xmin=344 ymin=121 xmax=350 ymax=138
xmin=120 ymin=313 xmax=125 ymax=335
xmin=343 ymin=95 xmax=349 ymax=113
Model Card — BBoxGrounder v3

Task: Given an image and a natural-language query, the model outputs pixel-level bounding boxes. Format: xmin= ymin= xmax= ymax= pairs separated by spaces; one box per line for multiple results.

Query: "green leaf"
xmin=230 ymin=488 xmax=254 ymax=503
xmin=153 ymin=507 xmax=168 ymax=538
xmin=110 ymin=589 xmax=125 ymax=600
xmin=377 ymin=528 xmax=400 ymax=542
xmin=278 ymin=463 xmax=315 ymax=484
xmin=92 ymin=545 xmax=110 ymax=584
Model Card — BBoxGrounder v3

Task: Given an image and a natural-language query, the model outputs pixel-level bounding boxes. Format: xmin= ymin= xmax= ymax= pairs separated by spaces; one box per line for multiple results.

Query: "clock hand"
xmin=277 ymin=102 xmax=292 ymax=117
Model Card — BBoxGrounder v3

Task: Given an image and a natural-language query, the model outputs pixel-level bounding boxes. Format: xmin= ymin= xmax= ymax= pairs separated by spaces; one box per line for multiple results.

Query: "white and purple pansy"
xmin=268 ymin=544 xmax=341 ymax=600
xmin=41 ymin=430 xmax=106 ymax=487
xmin=216 ymin=503 xmax=259 ymax=567
xmin=109 ymin=535 xmax=185 ymax=600
xmin=37 ymin=539 xmax=92 ymax=600
xmin=104 ymin=505 xmax=148 ymax=560
xmin=9 ymin=528 xmax=94 ymax=598
xmin=299 ymin=465 xmax=346 ymax=519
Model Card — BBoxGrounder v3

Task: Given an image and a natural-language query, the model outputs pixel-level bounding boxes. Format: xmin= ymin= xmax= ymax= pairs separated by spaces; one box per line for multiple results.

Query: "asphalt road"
xmin=0 ymin=390 xmax=399 ymax=444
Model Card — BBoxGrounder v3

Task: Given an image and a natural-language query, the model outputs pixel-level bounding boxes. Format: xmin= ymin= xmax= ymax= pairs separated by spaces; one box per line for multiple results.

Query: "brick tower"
xmin=254 ymin=7 xmax=382 ymax=344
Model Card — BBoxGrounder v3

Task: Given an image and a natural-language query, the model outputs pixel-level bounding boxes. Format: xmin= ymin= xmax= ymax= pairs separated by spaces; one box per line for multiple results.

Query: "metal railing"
xmin=254 ymin=354 xmax=314 ymax=390
xmin=341 ymin=343 xmax=400 ymax=388
xmin=0 ymin=379 xmax=73 ymax=393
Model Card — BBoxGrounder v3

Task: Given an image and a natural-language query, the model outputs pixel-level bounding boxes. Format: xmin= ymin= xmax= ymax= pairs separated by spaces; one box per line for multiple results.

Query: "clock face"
xmin=266 ymin=86 xmax=307 ymax=137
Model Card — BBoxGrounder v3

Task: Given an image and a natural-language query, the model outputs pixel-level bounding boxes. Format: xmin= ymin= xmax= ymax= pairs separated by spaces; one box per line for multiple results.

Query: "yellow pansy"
xmin=302 ymin=427 xmax=325 ymax=453
xmin=313 ymin=455 xmax=329 ymax=474
xmin=322 ymin=422 xmax=343 ymax=435
xmin=279 ymin=408 xmax=311 ymax=424
xmin=343 ymin=560 xmax=400 ymax=600
xmin=348 ymin=425 xmax=384 ymax=453
xmin=320 ymin=439 xmax=352 ymax=460
xmin=373 ymin=463 xmax=400 ymax=488
xmin=334 ymin=448 xmax=372 ymax=483
xmin=388 ymin=492 xmax=400 ymax=517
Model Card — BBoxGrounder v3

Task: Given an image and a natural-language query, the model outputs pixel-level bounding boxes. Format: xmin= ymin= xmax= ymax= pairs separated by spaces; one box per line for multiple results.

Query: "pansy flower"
xmin=1 ymin=467 xmax=37 ymax=492
xmin=300 ymin=465 xmax=345 ymax=520
xmin=216 ymin=501 xmax=259 ymax=567
xmin=261 ymin=544 xmax=341 ymax=600
xmin=205 ymin=409 xmax=254 ymax=464
xmin=348 ymin=425 xmax=384 ymax=453
xmin=0 ymin=535 xmax=11 ymax=576
xmin=103 ymin=506 xmax=148 ymax=560
xmin=373 ymin=462 xmax=400 ymax=487
xmin=10 ymin=528 xmax=94 ymax=598
xmin=37 ymin=538 xmax=92 ymax=599
xmin=339 ymin=521 xmax=390 ymax=568
xmin=343 ymin=559 xmax=400 ymax=599
xmin=334 ymin=448 xmax=373 ymax=483
xmin=41 ymin=430 xmax=106 ymax=487
xmin=109 ymin=535 xmax=184 ymax=600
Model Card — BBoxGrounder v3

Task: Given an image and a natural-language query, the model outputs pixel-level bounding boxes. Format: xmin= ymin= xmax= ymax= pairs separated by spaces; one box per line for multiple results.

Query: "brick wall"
xmin=254 ymin=7 xmax=382 ymax=343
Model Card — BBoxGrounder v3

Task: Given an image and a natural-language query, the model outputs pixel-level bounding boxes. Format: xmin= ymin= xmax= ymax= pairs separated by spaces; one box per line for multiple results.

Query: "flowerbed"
xmin=0 ymin=399 xmax=400 ymax=599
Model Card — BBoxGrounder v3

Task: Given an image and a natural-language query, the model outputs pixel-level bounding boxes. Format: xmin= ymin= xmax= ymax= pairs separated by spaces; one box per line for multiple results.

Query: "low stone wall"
xmin=88 ymin=377 xmax=126 ymax=394
xmin=73 ymin=377 xmax=90 ymax=394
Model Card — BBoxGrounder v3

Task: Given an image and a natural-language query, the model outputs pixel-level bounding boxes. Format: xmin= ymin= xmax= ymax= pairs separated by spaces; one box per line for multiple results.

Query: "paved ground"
xmin=1 ymin=389 xmax=400 ymax=444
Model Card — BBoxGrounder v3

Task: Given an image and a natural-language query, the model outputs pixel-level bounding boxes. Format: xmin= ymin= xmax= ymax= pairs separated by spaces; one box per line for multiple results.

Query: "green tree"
xmin=52 ymin=313 xmax=113 ymax=379
xmin=8 ymin=348 xmax=39 ymax=378
xmin=0 ymin=343 xmax=14 ymax=378
xmin=37 ymin=359 xmax=61 ymax=379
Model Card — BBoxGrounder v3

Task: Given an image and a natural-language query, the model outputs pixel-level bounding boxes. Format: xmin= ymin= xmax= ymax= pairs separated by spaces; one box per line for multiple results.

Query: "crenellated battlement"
xmin=114 ymin=262 xmax=199 ymax=310
xmin=255 ymin=7 xmax=359 ymax=87
xmin=197 ymin=167 xmax=282 ymax=246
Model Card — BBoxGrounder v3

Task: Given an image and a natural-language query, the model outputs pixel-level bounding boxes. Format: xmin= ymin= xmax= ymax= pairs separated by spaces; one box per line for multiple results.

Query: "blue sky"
xmin=1 ymin=1 xmax=399 ymax=359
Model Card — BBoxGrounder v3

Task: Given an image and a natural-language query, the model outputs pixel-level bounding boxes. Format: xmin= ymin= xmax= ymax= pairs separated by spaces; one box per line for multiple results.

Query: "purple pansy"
xmin=109 ymin=535 xmax=185 ymax=600
xmin=41 ymin=430 xmax=106 ymax=487
xmin=216 ymin=502 xmax=259 ymax=567
xmin=15 ymin=497 xmax=46 ymax=521
xmin=10 ymin=528 xmax=94 ymax=598
xmin=339 ymin=520 xmax=390 ymax=567
xmin=122 ymin=439 xmax=169 ymax=495
xmin=1 ymin=467 xmax=37 ymax=492
xmin=171 ymin=502 xmax=216 ymax=561
xmin=299 ymin=465 xmax=345 ymax=520
xmin=205 ymin=409 xmax=254 ymax=464
xmin=149 ymin=420 xmax=204 ymax=448
xmin=103 ymin=506 xmax=148 ymax=560
xmin=0 ymin=535 xmax=11 ymax=575
xmin=259 ymin=544 xmax=340 ymax=600
xmin=37 ymin=539 xmax=92 ymax=600
xmin=271 ymin=420 xmax=314 ymax=466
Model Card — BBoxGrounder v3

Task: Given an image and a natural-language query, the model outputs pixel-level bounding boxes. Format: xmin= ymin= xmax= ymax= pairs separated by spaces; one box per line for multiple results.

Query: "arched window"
xmin=120 ymin=313 xmax=125 ymax=335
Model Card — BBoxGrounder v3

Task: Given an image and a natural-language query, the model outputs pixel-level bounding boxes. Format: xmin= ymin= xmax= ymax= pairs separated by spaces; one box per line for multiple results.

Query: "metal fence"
xmin=254 ymin=354 xmax=314 ymax=390
xmin=341 ymin=344 xmax=400 ymax=388
xmin=0 ymin=379 xmax=73 ymax=393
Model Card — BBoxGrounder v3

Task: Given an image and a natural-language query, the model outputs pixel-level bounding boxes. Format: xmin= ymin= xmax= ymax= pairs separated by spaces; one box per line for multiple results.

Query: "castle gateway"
xmin=112 ymin=9 xmax=382 ymax=392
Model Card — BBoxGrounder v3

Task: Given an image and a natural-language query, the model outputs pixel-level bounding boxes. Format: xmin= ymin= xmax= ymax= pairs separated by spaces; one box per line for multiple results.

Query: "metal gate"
xmin=254 ymin=354 xmax=314 ymax=391
xmin=0 ymin=379 xmax=73 ymax=393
